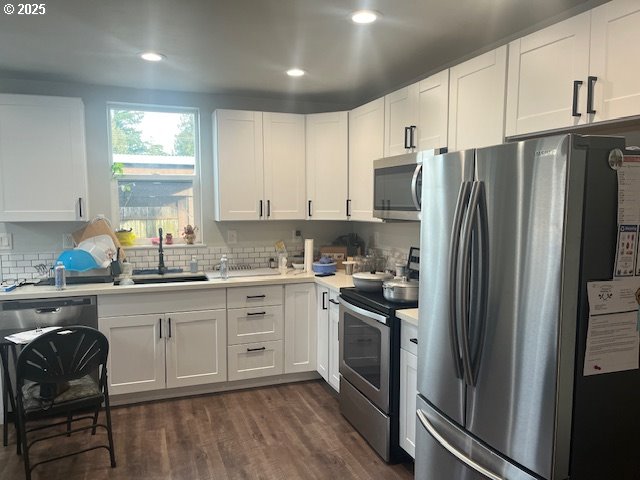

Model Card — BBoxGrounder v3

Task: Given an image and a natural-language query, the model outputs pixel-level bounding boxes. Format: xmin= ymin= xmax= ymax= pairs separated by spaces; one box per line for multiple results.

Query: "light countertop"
xmin=397 ymin=308 xmax=419 ymax=327
xmin=0 ymin=270 xmax=354 ymax=301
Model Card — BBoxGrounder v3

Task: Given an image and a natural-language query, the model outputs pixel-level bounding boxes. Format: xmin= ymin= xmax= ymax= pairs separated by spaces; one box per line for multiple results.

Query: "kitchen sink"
xmin=115 ymin=272 xmax=208 ymax=285
xmin=132 ymin=268 xmax=184 ymax=275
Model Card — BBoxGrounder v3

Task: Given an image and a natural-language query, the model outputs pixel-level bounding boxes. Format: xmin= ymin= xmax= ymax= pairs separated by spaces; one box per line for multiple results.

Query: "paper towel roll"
xmin=304 ymin=239 xmax=314 ymax=273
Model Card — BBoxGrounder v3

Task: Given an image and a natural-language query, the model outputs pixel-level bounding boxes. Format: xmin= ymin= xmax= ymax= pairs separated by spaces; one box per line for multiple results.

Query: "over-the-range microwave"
xmin=373 ymin=149 xmax=446 ymax=221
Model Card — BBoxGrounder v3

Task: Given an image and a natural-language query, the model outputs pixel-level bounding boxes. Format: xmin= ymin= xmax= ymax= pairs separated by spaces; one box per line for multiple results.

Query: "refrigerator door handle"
xmin=448 ymin=181 xmax=471 ymax=379
xmin=417 ymin=408 xmax=504 ymax=480
xmin=458 ymin=181 xmax=482 ymax=386
xmin=470 ymin=182 xmax=490 ymax=384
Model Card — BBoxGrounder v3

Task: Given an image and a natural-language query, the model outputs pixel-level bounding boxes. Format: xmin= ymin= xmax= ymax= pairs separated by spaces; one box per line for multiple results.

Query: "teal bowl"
xmin=57 ymin=249 xmax=100 ymax=272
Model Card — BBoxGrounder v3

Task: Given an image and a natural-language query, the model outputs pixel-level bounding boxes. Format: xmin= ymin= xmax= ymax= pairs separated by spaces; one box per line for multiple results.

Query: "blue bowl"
xmin=57 ymin=249 xmax=100 ymax=272
xmin=312 ymin=262 xmax=337 ymax=274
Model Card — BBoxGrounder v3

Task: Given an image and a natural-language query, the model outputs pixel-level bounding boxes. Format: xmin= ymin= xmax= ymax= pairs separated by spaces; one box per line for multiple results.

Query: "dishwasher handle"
xmin=35 ymin=307 xmax=61 ymax=314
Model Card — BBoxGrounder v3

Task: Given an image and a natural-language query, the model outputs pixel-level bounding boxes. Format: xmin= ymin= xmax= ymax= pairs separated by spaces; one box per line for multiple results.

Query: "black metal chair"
xmin=14 ymin=326 xmax=116 ymax=480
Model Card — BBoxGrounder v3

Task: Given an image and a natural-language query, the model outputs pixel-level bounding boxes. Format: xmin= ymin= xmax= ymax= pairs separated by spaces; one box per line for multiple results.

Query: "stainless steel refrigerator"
xmin=416 ymin=134 xmax=639 ymax=480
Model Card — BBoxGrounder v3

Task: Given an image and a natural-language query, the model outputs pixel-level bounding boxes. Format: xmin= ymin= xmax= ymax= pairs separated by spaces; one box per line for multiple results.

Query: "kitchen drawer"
xmin=227 ymin=305 xmax=283 ymax=345
xmin=227 ymin=285 xmax=283 ymax=309
xmin=98 ymin=290 xmax=226 ymax=317
xmin=400 ymin=320 xmax=418 ymax=356
xmin=227 ymin=340 xmax=283 ymax=381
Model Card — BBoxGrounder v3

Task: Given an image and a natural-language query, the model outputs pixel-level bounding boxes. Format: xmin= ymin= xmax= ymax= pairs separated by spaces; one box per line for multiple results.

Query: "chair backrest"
xmin=16 ymin=326 xmax=109 ymax=385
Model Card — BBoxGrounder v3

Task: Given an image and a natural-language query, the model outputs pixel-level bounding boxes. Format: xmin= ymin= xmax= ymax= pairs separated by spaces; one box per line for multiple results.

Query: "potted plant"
xmin=182 ymin=225 xmax=198 ymax=244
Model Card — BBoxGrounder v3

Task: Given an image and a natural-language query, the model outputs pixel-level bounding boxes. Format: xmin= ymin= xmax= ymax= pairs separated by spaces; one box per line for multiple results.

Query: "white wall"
xmin=0 ymin=75 xmax=352 ymax=254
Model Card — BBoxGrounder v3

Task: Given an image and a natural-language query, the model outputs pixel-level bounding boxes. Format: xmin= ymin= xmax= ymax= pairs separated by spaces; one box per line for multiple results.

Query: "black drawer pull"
xmin=572 ymin=80 xmax=583 ymax=117
xmin=246 ymin=295 xmax=266 ymax=299
xmin=410 ymin=338 xmax=418 ymax=345
xmin=247 ymin=346 xmax=266 ymax=352
xmin=247 ymin=311 xmax=266 ymax=316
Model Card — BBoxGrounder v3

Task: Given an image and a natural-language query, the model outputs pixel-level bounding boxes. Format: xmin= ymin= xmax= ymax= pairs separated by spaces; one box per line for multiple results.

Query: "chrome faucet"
xmin=158 ymin=227 xmax=166 ymax=274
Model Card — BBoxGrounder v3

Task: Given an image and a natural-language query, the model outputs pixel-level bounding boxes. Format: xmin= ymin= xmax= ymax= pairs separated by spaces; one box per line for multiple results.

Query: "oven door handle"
xmin=338 ymin=297 xmax=388 ymax=325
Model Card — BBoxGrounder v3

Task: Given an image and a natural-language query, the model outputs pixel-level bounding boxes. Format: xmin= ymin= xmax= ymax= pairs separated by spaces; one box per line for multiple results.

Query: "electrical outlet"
xmin=0 ymin=233 xmax=12 ymax=250
xmin=62 ymin=233 xmax=75 ymax=249
xmin=227 ymin=230 xmax=238 ymax=244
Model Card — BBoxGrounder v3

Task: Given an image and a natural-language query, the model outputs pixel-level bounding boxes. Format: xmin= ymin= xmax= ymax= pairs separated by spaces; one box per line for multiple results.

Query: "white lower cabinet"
xmin=98 ymin=290 xmax=227 ymax=395
xmin=316 ymin=286 xmax=340 ymax=392
xmin=284 ymin=283 xmax=317 ymax=373
xmin=399 ymin=320 xmax=418 ymax=458
xmin=100 ymin=309 xmax=227 ymax=395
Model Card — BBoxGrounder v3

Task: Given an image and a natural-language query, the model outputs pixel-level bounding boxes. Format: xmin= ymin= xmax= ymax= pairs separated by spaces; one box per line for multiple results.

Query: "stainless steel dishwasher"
xmin=0 ymin=296 xmax=98 ymax=432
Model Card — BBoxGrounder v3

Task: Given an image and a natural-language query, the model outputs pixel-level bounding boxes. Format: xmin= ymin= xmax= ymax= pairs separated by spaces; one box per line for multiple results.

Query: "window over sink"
xmin=108 ymin=105 xmax=201 ymax=245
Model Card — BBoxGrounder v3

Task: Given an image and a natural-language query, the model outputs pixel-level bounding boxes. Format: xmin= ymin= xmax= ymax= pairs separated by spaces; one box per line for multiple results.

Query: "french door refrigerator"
xmin=416 ymin=134 xmax=639 ymax=480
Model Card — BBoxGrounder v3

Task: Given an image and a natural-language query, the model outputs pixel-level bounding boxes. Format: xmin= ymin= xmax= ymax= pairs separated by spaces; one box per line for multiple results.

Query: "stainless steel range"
xmin=338 ymin=286 xmax=417 ymax=463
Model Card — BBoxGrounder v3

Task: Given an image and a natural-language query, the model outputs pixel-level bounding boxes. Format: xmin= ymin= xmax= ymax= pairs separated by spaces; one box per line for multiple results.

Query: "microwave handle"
xmin=411 ymin=164 xmax=422 ymax=210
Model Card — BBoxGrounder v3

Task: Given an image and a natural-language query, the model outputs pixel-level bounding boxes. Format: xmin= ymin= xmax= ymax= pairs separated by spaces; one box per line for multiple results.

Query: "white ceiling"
xmin=0 ymin=0 xmax=606 ymax=107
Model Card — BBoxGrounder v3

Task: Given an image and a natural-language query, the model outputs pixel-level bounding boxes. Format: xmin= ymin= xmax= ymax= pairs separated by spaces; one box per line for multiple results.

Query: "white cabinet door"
xmin=306 ymin=112 xmax=348 ymax=220
xmin=348 ymin=97 xmax=384 ymax=222
xmin=316 ymin=286 xmax=329 ymax=381
xmin=448 ymin=46 xmax=508 ymax=151
xmin=400 ymin=348 xmax=418 ymax=458
xmin=505 ymin=13 xmax=590 ymax=137
xmin=384 ymin=84 xmax=419 ymax=156
xmin=590 ymin=0 xmax=640 ymax=123
xmin=328 ymin=290 xmax=340 ymax=392
xmin=284 ymin=283 xmax=317 ymax=373
xmin=0 ymin=95 xmax=88 ymax=222
xmin=99 ymin=314 xmax=166 ymax=395
xmin=165 ymin=309 xmax=227 ymax=389
xmin=263 ymin=112 xmax=306 ymax=220
xmin=417 ymin=70 xmax=449 ymax=150
xmin=213 ymin=109 xmax=264 ymax=221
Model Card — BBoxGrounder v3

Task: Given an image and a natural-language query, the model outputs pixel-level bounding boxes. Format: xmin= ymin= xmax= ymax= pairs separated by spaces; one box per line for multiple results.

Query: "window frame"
xmin=107 ymin=102 xmax=203 ymax=246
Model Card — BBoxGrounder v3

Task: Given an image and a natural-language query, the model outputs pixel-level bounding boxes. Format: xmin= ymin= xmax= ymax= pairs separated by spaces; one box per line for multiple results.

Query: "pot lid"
xmin=352 ymin=272 xmax=392 ymax=281
xmin=383 ymin=277 xmax=419 ymax=288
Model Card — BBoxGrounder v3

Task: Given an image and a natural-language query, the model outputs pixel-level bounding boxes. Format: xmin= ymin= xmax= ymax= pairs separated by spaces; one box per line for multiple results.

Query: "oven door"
xmin=339 ymin=297 xmax=391 ymax=413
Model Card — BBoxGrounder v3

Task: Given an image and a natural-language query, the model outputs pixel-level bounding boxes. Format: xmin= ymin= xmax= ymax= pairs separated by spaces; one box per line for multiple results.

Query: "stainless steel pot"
xmin=352 ymin=272 xmax=393 ymax=292
xmin=382 ymin=277 xmax=419 ymax=303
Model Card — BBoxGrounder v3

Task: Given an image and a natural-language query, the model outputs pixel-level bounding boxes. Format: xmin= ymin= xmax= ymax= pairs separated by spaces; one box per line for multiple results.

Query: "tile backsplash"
xmin=0 ymin=245 xmax=304 ymax=281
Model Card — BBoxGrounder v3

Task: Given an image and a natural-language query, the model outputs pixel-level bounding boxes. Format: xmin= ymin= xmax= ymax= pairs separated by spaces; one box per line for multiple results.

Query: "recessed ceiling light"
xmin=140 ymin=52 xmax=166 ymax=62
xmin=351 ymin=10 xmax=379 ymax=24
xmin=286 ymin=68 xmax=305 ymax=77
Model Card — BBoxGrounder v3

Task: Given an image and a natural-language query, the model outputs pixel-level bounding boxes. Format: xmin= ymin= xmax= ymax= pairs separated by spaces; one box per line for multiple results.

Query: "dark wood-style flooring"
xmin=0 ymin=380 xmax=414 ymax=480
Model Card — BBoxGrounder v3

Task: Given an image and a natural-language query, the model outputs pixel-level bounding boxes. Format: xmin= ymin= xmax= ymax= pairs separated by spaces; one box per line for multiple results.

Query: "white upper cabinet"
xmin=213 ymin=110 xmax=305 ymax=221
xmin=589 ymin=0 xmax=640 ymax=123
xmin=506 ymin=12 xmax=591 ymax=136
xmin=0 ymin=94 xmax=88 ymax=222
xmin=213 ymin=109 xmax=264 ymax=221
xmin=449 ymin=46 xmax=508 ymax=151
xmin=416 ymin=70 xmax=449 ymax=151
xmin=384 ymin=84 xmax=419 ymax=156
xmin=348 ymin=97 xmax=384 ymax=222
xmin=263 ymin=113 xmax=306 ymax=220
xmin=384 ymin=71 xmax=449 ymax=156
xmin=306 ymin=112 xmax=348 ymax=220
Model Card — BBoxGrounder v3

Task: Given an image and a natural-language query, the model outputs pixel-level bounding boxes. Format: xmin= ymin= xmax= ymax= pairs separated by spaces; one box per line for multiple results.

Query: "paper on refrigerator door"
xmin=615 ymin=156 xmax=640 ymax=278
xmin=584 ymin=279 xmax=640 ymax=376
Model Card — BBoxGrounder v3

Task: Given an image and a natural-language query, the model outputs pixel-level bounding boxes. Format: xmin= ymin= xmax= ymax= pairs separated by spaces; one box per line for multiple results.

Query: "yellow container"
xmin=115 ymin=230 xmax=136 ymax=246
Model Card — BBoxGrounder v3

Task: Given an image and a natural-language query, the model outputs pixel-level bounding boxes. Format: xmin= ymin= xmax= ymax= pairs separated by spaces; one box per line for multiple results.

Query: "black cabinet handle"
xmin=246 ymin=294 xmax=266 ymax=299
xmin=308 ymin=200 xmax=312 ymax=217
xmin=159 ymin=318 xmax=162 ymax=339
xmin=168 ymin=317 xmax=172 ymax=338
xmin=346 ymin=199 xmax=351 ymax=217
xmin=259 ymin=200 xmax=263 ymax=218
xmin=322 ymin=291 xmax=328 ymax=310
xmin=572 ymin=80 xmax=583 ymax=117
xmin=329 ymin=299 xmax=339 ymax=305
xmin=267 ymin=200 xmax=271 ymax=217
xmin=587 ymin=76 xmax=597 ymax=114
xmin=410 ymin=338 xmax=418 ymax=345
xmin=247 ymin=346 xmax=266 ymax=352
xmin=404 ymin=126 xmax=411 ymax=149
xmin=247 ymin=311 xmax=266 ymax=316
xmin=410 ymin=125 xmax=417 ymax=149
xmin=78 ymin=197 xmax=83 ymax=218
